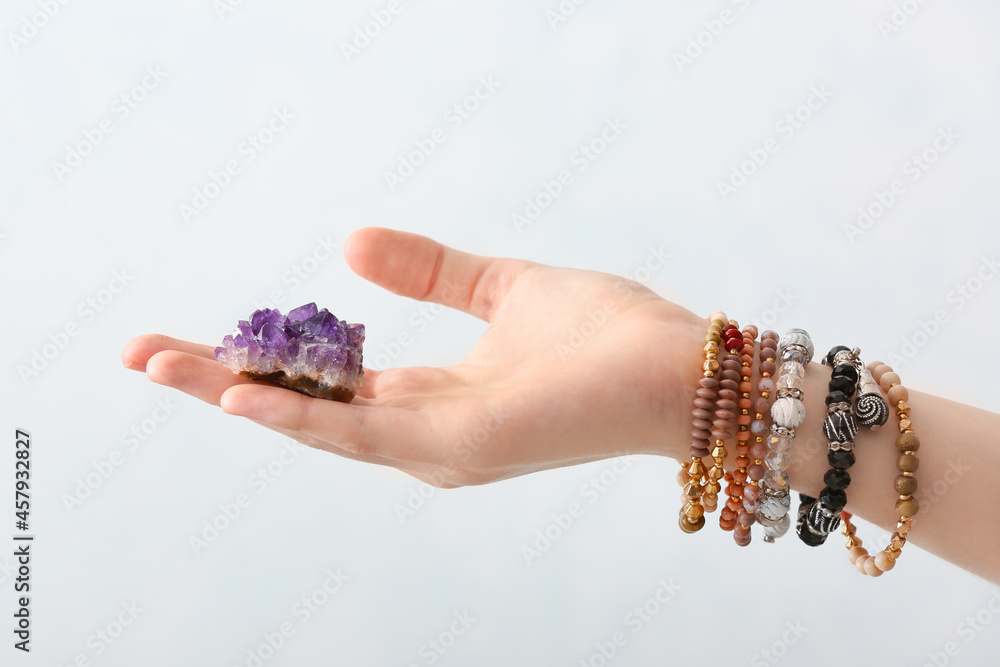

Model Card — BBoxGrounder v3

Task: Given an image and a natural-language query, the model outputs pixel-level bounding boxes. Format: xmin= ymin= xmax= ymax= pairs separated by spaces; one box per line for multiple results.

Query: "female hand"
xmin=121 ymin=228 xmax=703 ymax=487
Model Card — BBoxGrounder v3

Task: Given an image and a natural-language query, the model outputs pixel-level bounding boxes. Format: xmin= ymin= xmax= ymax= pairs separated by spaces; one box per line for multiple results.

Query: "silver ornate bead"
xmin=772 ymin=396 xmax=806 ymax=429
xmin=823 ymin=409 xmax=859 ymax=442
xmin=805 ymin=502 xmax=841 ymax=536
xmin=856 ymin=368 xmax=889 ymax=429
xmin=779 ymin=328 xmax=815 ymax=363
xmin=756 ymin=492 xmax=791 ymax=522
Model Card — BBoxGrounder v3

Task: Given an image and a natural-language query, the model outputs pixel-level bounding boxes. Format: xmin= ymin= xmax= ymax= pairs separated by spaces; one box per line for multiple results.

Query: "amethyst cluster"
xmin=215 ymin=303 xmax=365 ymax=402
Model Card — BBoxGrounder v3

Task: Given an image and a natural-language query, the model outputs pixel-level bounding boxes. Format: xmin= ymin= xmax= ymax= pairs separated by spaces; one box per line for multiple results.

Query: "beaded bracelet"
xmin=840 ymin=360 xmax=920 ymax=576
xmin=796 ymin=346 xmax=862 ymax=545
xmin=742 ymin=331 xmax=778 ymax=536
xmin=797 ymin=346 xmax=890 ymax=546
xmin=704 ymin=323 xmax=742 ymax=513
xmin=679 ymin=314 xmax=729 ymax=533
xmin=757 ymin=329 xmax=814 ymax=542
xmin=721 ymin=325 xmax=759 ymax=544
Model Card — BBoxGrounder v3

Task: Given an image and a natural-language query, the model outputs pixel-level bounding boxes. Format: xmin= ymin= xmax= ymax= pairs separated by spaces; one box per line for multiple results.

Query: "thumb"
xmin=343 ymin=227 xmax=533 ymax=323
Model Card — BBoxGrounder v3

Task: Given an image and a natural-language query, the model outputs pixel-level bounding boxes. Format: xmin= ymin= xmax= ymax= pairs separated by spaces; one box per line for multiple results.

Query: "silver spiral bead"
xmin=855 ymin=367 xmax=889 ymax=429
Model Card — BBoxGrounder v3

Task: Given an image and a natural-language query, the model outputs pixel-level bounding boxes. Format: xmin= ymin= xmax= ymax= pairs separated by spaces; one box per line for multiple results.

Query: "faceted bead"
xmin=765 ymin=449 xmax=791 ymax=471
xmin=777 ymin=374 xmax=804 ymax=391
xmin=780 ymin=360 xmax=805 ymax=379
xmin=825 ymin=390 xmax=851 ymax=407
xmin=832 ymin=363 xmax=859 ymax=383
xmin=819 ymin=488 xmax=848 ymax=512
xmin=782 ymin=348 xmax=807 ymax=364
xmin=827 ymin=449 xmax=856 ymax=470
xmin=763 ymin=469 xmax=789 ymax=492
xmin=767 ymin=433 xmax=793 ymax=453
xmin=829 ymin=374 xmax=856 ymax=396
xmin=823 ymin=468 xmax=851 ymax=490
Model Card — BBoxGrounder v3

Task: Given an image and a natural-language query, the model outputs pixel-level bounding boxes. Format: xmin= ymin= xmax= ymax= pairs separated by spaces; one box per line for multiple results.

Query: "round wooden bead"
xmin=897 ymin=453 xmax=920 ymax=473
xmin=896 ymin=432 xmax=920 ymax=452
xmin=894 ymin=474 xmax=918 ymax=495
xmin=864 ymin=557 xmax=884 ymax=577
xmin=879 ymin=372 xmax=901 ymax=390
xmin=895 ymin=497 xmax=919 ymax=518
xmin=874 ymin=551 xmax=896 ymax=572
xmin=855 ymin=555 xmax=872 ymax=574
xmin=869 ymin=364 xmax=892 ymax=382
xmin=848 ymin=545 xmax=867 ymax=565
xmin=887 ymin=384 xmax=909 ymax=404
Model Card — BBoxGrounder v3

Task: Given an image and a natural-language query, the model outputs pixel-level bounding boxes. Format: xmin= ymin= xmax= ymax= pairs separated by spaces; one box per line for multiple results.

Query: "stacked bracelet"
xmin=675 ymin=313 xmax=925 ymax=577
xmin=840 ymin=360 xmax=919 ymax=576
xmin=796 ymin=346 xmax=861 ymax=545
xmin=721 ymin=325 xmax=759 ymax=544
xmin=742 ymin=331 xmax=778 ymax=536
xmin=797 ymin=346 xmax=890 ymax=546
xmin=757 ymin=329 xmax=813 ymax=542
xmin=679 ymin=314 xmax=730 ymax=533
xmin=704 ymin=323 xmax=742 ymax=513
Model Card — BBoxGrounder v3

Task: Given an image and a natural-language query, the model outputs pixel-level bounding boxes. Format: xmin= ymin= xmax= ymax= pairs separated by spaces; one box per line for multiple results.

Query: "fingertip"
xmin=143 ymin=349 xmax=175 ymax=385
xmin=220 ymin=383 xmax=254 ymax=416
xmin=120 ymin=333 xmax=164 ymax=371
xmin=344 ymin=227 xmax=390 ymax=279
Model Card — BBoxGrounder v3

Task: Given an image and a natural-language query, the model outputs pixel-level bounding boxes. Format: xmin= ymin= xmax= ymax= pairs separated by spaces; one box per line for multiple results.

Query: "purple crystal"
xmin=214 ymin=303 xmax=365 ymax=402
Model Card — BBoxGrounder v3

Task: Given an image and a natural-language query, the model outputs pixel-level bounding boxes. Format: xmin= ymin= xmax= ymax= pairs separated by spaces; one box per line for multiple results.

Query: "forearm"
xmin=657 ymin=318 xmax=1000 ymax=583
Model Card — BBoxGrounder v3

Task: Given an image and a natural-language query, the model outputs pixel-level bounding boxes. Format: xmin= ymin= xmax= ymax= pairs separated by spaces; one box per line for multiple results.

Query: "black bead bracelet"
xmin=796 ymin=345 xmax=886 ymax=547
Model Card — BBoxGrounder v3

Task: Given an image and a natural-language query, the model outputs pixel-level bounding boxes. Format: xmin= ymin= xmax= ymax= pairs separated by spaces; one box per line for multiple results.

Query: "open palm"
xmin=122 ymin=228 xmax=703 ymax=487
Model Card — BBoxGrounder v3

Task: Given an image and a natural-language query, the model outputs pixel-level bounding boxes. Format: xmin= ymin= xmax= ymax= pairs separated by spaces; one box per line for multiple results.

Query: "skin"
xmin=121 ymin=227 xmax=1000 ymax=583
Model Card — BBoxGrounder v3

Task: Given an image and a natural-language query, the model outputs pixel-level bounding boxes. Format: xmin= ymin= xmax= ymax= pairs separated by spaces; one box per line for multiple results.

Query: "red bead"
xmin=724 ymin=338 xmax=742 ymax=353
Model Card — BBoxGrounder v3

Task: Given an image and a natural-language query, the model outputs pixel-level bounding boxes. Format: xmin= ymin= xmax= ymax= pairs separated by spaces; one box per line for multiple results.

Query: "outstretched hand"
xmin=121 ymin=228 xmax=703 ymax=486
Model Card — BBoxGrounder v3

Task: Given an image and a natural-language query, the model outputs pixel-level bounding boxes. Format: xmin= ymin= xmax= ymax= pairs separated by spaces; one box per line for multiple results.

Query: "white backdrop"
xmin=3 ymin=1 xmax=1000 ymax=665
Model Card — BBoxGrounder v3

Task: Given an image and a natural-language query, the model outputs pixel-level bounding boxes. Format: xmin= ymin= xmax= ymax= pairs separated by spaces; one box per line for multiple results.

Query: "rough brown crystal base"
xmin=238 ymin=371 xmax=356 ymax=403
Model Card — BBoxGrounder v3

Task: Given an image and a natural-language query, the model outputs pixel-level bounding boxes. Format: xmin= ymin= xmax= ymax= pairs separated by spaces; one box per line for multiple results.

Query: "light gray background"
xmin=3 ymin=1 xmax=999 ymax=665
